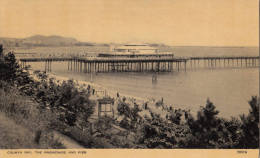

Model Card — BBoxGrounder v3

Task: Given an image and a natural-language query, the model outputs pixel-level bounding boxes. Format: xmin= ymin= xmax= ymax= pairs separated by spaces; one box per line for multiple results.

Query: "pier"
xmin=19 ymin=56 xmax=259 ymax=73
xmin=189 ymin=56 xmax=259 ymax=69
xmin=19 ymin=57 xmax=188 ymax=72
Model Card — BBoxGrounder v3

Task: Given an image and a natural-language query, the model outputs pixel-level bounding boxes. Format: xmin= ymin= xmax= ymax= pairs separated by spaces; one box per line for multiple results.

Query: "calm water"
xmin=29 ymin=61 xmax=259 ymax=118
xmin=22 ymin=46 xmax=259 ymax=118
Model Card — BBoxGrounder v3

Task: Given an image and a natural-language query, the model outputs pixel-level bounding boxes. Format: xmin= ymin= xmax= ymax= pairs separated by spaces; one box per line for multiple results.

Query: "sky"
xmin=0 ymin=0 xmax=258 ymax=46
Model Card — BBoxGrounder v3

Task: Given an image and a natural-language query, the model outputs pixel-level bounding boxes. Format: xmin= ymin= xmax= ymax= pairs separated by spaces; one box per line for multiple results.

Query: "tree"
xmin=0 ymin=52 xmax=20 ymax=82
xmin=239 ymin=96 xmax=259 ymax=148
xmin=0 ymin=44 xmax=3 ymax=57
xmin=185 ymin=99 xmax=222 ymax=148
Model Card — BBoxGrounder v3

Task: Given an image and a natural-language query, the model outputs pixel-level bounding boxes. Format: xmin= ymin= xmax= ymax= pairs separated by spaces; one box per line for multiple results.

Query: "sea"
xmin=13 ymin=46 xmax=259 ymax=118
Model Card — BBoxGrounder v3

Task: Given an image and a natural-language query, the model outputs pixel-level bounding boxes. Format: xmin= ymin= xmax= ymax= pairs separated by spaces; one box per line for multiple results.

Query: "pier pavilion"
xmin=98 ymin=44 xmax=174 ymax=58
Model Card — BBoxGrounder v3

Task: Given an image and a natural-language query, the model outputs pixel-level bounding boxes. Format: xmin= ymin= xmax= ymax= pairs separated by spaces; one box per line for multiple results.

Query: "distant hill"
xmin=0 ymin=35 xmax=173 ymax=48
xmin=0 ymin=35 xmax=95 ymax=47
xmin=21 ymin=35 xmax=79 ymax=46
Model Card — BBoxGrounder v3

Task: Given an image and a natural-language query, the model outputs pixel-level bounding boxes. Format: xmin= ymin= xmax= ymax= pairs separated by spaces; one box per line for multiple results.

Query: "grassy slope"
xmin=0 ymin=112 xmax=39 ymax=148
xmin=0 ymin=86 xmax=66 ymax=149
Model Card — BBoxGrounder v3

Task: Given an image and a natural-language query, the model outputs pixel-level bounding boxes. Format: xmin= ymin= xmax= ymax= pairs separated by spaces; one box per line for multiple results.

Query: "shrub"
xmin=25 ymin=72 xmax=95 ymax=127
xmin=137 ymin=114 xmax=177 ymax=148
xmin=0 ymin=52 xmax=19 ymax=82
xmin=0 ymin=83 xmax=65 ymax=149
xmin=238 ymin=96 xmax=259 ymax=148
xmin=184 ymin=99 xmax=224 ymax=148
xmin=53 ymin=80 xmax=94 ymax=126
xmin=184 ymin=98 xmax=259 ymax=148
xmin=64 ymin=126 xmax=94 ymax=148
xmin=117 ymin=100 xmax=142 ymax=130
xmin=117 ymin=100 xmax=131 ymax=117
xmin=94 ymin=116 xmax=113 ymax=132
xmin=168 ymin=109 xmax=183 ymax=125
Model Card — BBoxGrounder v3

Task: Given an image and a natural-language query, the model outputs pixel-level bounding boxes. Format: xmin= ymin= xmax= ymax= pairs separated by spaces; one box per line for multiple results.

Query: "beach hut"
xmin=97 ymin=97 xmax=115 ymax=118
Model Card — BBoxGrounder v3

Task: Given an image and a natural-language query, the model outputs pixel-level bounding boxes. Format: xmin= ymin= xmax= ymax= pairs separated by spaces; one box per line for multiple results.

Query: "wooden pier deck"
xmin=19 ymin=56 xmax=259 ymax=73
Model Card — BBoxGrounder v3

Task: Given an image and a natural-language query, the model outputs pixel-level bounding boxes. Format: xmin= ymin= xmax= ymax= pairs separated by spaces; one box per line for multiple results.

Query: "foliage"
xmin=116 ymin=97 xmax=259 ymax=149
xmin=0 ymin=44 xmax=3 ymax=56
xmin=0 ymin=52 xmax=94 ymax=140
xmin=184 ymin=98 xmax=259 ymax=148
xmin=117 ymin=100 xmax=142 ymax=130
xmin=94 ymin=116 xmax=113 ymax=132
xmin=0 ymin=84 xmax=65 ymax=149
xmin=138 ymin=114 xmax=176 ymax=148
xmin=168 ymin=108 xmax=183 ymax=125
xmin=238 ymin=96 xmax=259 ymax=148
xmin=0 ymin=52 xmax=19 ymax=82
xmin=184 ymin=99 xmax=222 ymax=148
xmin=135 ymin=111 xmax=189 ymax=148
xmin=30 ymin=71 xmax=94 ymax=126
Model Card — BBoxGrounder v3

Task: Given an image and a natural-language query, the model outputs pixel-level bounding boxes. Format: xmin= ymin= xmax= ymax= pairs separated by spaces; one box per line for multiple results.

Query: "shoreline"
xmin=46 ymin=71 xmax=152 ymax=105
xmin=44 ymin=71 xmax=198 ymax=121
xmin=27 ymin=68 xmax=257 ymax=118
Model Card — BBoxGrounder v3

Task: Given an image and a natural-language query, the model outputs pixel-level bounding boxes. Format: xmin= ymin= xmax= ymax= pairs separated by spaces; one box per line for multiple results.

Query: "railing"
xmin=19 ymin=56 xmax=189 ymax=62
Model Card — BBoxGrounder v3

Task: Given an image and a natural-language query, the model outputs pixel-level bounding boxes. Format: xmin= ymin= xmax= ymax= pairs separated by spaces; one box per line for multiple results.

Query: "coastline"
xmin=47 ymin=71 xmax=152 ymax=105
xmin=26 ymin=64 xmax=259 ymax=119
xmin=41 ymin=71 xmax=174 ymax=120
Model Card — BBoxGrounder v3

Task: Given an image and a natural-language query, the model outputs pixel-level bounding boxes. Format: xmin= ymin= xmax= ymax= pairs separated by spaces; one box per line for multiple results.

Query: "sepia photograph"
xmin=0 ymin=0 xmax=259 ymax=155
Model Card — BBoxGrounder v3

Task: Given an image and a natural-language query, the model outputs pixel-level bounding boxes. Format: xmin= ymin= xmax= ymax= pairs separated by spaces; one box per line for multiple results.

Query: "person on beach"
xmin=144 ymin=102 xmax=148 ymax=109
xmin=87 ymin=85 xmax=90 ymax=93
xmin=152 ymin=73 xmax=157 ymax=84
xmin=92 ymin=89 xmax=95 ymax=95
xmin=117 ymin=92 xmax=120 ymax=98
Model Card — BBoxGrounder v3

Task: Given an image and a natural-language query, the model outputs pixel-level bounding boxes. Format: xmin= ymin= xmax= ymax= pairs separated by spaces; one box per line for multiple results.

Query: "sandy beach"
xmin=47 ymin=72 xmax=152 ymax=105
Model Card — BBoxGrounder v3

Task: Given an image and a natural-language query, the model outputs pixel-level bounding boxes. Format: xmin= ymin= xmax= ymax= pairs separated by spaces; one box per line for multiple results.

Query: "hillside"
xmin=22 ymin=35 xmax=78 ymax=46
xmin=0 ymin=35 xmax=95 ymax=47
xmin=0 ymin=35 xmax=172 ymax=48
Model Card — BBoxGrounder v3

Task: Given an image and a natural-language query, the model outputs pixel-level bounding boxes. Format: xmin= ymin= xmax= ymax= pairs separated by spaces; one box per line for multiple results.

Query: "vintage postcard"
xmin=0 ymin=0 xmax=259 ymax=158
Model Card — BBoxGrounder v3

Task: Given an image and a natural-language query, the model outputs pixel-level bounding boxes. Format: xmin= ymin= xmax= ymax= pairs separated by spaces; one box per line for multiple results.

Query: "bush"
xmin=0 ymin=52 xmax=95 ymax=147
xmin=0 ymin=52 xmax=19 ymax=82
xmin=0 ymin=83 xmax=65 ymax=149
xmin=184 ymin=99 xmax=219 ymax=148
xmin=24 ymin=71 xmax=95 ymax=127
xmin=94 ymin=116 xmax=113 ymax=132
xmin=238 ymin=96 xmax=259 ymax=148
xmin=184 ymin=98 xmax=259 ymax=148
xmin=137 ymin=114 xmax=177 ymax=148
xmin=117 ymin=100 xmax=142 ymax=130
xmin=64 ymin=126 xmax=94 ymax=147
xmin=168 ymin=109 xmax=183 ymax=125
xmin=117 ymin=100 xmax=131 ymax=116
